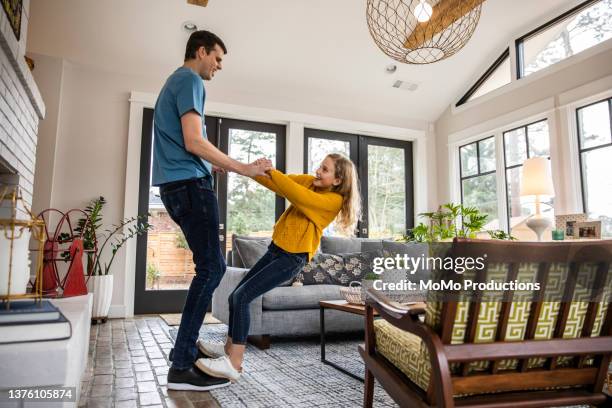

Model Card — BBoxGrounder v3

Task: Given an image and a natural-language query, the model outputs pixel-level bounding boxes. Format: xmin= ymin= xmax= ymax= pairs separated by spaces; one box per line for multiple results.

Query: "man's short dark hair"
xmin=184 ymin=30 xmax=227 ymax=61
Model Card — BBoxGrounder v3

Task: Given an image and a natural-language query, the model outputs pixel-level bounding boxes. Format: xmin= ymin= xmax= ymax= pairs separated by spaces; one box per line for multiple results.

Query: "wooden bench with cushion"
xmin=360 ymin=238 xmax=612 ymax=408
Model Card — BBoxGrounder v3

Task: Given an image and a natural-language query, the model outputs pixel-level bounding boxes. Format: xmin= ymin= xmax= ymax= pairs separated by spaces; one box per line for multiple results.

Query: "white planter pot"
xmin=0 ymin=229 xmax=31 ymax=296
xmin=88 ymin=275 xmax=113 ymax=319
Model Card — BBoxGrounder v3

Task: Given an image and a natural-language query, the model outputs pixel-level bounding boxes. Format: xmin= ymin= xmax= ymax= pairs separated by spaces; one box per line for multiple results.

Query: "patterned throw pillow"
xmin=294 ymin=250 xmax=383 ymax=286
xmin=339 ymin=250 xmax=383 ymax=285
xmin=294 ymin=253 xmax=344 ymax=285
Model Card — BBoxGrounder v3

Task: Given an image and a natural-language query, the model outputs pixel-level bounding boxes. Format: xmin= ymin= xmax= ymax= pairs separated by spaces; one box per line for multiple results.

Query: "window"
xmin=459 ymin=137 xmax=498 ymax=229
xmin=517 ymin=0 xmax=612 ymax=78
xmin=457 ymin=49 xmax=511 ymax=106
xmin=225 ymin=128 xmax=278 ymax=242
xmin=503 ymin=120 xmax=552 ymax=237
xmin=577 ymin=97 xmax=612 ymax=237
xmin=304 ymin=129 xmax=413 ymax=239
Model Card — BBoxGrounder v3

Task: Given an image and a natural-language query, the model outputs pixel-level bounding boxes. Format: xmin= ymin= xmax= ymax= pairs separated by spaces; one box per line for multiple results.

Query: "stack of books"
xmin=0 ymin=300 xmax=72 ymax=344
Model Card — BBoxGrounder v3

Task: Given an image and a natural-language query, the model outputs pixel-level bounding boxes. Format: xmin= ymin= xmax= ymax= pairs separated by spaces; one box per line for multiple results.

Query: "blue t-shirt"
xmin=152 ymin=67 xmax=212 ymax=186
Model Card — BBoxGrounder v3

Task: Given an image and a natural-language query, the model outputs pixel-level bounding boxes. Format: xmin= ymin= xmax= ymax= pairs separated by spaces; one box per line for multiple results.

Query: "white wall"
xmin=32 ymin=56 xmax=432 ymax=317
xmin=435 ymin=44 xmax=612 ymax=216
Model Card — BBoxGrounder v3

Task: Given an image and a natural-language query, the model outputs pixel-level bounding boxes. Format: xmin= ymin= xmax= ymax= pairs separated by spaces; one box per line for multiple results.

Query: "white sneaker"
xmin=195 ymin=356 xmax=242 ymax=383
xmin=196 ymin=338 xmax=227 ymax=358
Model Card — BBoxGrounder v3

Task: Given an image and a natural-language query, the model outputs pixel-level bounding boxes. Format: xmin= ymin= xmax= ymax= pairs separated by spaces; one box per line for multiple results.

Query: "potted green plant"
xmin=401 ymin=203 xmax=515 ymax=243
xmin=76 ymin=197 xmax=152 ymax=321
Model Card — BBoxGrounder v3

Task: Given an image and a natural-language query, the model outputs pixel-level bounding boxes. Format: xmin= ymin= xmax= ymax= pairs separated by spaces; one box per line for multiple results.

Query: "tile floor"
xmin=79 ymin=316 xmax=220 ymax=408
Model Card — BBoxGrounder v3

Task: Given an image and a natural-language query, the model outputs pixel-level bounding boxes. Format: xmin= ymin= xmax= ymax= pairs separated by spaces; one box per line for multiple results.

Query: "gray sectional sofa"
xmin=211 ymin=236 xmax=388 ymax=348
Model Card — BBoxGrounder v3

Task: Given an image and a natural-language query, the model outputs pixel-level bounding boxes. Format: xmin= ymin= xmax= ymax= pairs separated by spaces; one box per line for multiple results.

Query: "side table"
xmin=319 ymin=299 xmax=378 ymax=382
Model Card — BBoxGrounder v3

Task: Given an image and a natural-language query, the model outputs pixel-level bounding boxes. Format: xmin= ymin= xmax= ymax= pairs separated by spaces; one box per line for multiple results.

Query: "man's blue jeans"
xmin=228 ymin=243 xmax=307 ymax=344
xmin=160 ymin=177 xmax=225 ymax=370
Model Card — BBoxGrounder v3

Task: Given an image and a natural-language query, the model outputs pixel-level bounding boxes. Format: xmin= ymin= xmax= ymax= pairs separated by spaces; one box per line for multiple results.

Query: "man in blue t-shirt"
xmin=153 ymin=30 xmax=270 ymax=391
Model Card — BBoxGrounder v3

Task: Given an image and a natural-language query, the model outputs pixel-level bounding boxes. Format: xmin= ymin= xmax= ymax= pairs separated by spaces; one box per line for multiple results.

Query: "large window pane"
xmin=307 ymin=137 xmax=350 ymax=174
xmin=460 ymin=143 xmax=478 ymax=176
xmin=368 ymin=145 xmax=406 ymax=238
xmin=462 ymin=174 xmax=498 ymax=229
xmin=578 ymin=100 xmax=612 ymax=149
xmin=460 ymin=137 xmax=497 ymax=229
xmin=227 ymin=129 xmax=277 ymax=244
xmin=521 ymin=0 xmax=612 ymax=77
xmin=504 ymin=120 xmax=553 ymax=238
xmin=582 ymin=146 xmax=612 ymax=238
xmin=504 ymin=128 xmax=527 ymax=166
xmin=527 ymin=121 xmax=551 ymax=157
xmin=479 ymin=138 xmax=496 ymax=172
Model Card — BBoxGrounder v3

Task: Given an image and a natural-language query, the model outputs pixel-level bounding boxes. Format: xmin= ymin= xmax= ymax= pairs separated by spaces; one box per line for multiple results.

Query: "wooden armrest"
xmin=366 ymin=288 xmax=426 ymax=317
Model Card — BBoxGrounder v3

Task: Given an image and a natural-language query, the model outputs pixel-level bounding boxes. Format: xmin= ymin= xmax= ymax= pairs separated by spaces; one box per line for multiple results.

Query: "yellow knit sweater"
xmin=254 ymin=170 xmax=343 ymax=260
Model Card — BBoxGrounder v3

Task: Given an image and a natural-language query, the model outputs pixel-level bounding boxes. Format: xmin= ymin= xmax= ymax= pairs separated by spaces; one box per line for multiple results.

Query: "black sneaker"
xmin=168 ymin=347 xmax=205 ymax=362
xmin=167 ymin=366 xmax=231 ymax=391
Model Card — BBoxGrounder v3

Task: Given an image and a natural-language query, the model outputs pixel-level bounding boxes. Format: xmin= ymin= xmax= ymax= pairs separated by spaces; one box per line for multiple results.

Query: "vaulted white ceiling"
xmin=27 ymin=0 xmax=578 ymax=128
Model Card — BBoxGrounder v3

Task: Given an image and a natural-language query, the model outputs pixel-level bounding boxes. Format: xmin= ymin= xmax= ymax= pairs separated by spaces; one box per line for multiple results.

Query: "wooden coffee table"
xmin=319 ymin=299 xmax=378 ymax=382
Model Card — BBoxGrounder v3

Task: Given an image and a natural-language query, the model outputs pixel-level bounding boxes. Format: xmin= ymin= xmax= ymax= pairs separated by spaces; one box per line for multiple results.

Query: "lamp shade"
xmin=520 ymin=157 xmax=555 ymax=197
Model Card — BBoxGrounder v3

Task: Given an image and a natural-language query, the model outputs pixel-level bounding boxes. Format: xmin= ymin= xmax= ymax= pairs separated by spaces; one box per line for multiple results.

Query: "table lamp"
xmin=520 ymin=157 xmax=555 ymax=241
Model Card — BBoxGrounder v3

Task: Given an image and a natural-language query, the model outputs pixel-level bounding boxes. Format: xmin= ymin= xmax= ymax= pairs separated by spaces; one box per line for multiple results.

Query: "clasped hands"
xmin=250 ymin=158 xmax=274 ymax=178
xmin=211 ymin=158 xmax=273 ymax=178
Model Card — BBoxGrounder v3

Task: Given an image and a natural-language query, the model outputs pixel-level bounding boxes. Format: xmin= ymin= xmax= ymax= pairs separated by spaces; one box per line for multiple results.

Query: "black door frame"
xmin=303 ymin=128 xmax=414 ymax=237
xmin=134 ymin=110 xmax=286 ymax=313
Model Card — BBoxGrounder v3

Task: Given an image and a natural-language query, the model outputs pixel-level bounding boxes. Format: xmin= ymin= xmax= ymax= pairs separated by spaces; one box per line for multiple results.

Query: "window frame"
xmin=304 ymin=128 xmax=414 ymax=238
xmin=515 ymin=0 xmax=602 ymax=79
xmin=502 ymin=119 xmax=551 ymax=231
xmin=458 ymin=136 xmax=497 ymax=209
xmin=456 ymin=49 xmax=510 ymax=107
xmin=576 ymin=97 xmax=612 ymax=214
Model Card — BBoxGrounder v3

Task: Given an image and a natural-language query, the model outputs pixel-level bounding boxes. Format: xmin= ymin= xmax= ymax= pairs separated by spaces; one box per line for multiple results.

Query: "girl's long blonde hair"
xmin=327 ymin=153 xmax=362 ymax=236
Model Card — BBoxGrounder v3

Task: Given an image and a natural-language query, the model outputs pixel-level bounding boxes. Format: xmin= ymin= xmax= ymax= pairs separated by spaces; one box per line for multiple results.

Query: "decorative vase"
xmin=88 ymin=274 xmax=113 ymax=321
xmin=0 ymin=229 xmax=31 ymax=296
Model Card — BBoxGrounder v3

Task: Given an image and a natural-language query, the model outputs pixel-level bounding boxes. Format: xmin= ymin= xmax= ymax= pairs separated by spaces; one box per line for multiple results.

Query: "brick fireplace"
xmin=0 ymin=1 xmax=45 ymax=217
xmin=0 ymin=2 xmax=45 ymax=294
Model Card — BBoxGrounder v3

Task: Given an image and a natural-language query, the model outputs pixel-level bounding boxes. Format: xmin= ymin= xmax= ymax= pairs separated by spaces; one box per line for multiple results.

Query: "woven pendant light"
xmin=366 ymin=0 xmax=485 ymax=64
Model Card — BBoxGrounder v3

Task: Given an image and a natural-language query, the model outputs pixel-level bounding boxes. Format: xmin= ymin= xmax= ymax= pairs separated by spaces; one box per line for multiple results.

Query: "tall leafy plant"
xmin=92 ymin=215 xmax=152 ymax=276
xmin=403 ymin=203 xmax=515 ymax=243
xmin=67 ymin=197 xmax=152 ymax=276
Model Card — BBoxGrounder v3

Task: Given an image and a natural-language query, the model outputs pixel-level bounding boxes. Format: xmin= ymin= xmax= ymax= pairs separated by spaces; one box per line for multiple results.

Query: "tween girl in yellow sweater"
xmin=195 ymin=153 xmax=361 ymax=382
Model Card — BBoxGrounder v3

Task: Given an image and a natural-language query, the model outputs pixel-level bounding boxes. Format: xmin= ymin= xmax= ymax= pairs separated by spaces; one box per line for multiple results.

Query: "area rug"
xmin=169 ymin=324 xmax=397 ymax=408
xmin=160 ymin=312 xmax=221 ymax=326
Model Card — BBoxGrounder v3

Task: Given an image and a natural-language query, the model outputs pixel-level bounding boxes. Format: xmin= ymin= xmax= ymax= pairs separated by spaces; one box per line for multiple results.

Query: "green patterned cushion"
xmin=374 ymin=319 xmax=431 ymax=391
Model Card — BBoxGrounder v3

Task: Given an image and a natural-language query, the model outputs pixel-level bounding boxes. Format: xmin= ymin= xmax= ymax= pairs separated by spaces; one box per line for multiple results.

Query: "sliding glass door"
xmin=361 ymin=138 xmax=413 ymax=239
xmin=304 ymin=128 xmax=414 ymax=239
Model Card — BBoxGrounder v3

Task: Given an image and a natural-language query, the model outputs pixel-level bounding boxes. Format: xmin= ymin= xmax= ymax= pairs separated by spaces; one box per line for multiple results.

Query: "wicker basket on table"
xmin=340 ymin=281 xmax=364 ymax=305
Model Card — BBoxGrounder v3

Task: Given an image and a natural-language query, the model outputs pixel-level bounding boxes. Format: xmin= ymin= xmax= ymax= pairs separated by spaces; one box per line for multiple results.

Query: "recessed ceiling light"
xmin=183 ymin=21 xmax=198 ymax=32
xmin=385 ymin=64 xmax=397 ymax=74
